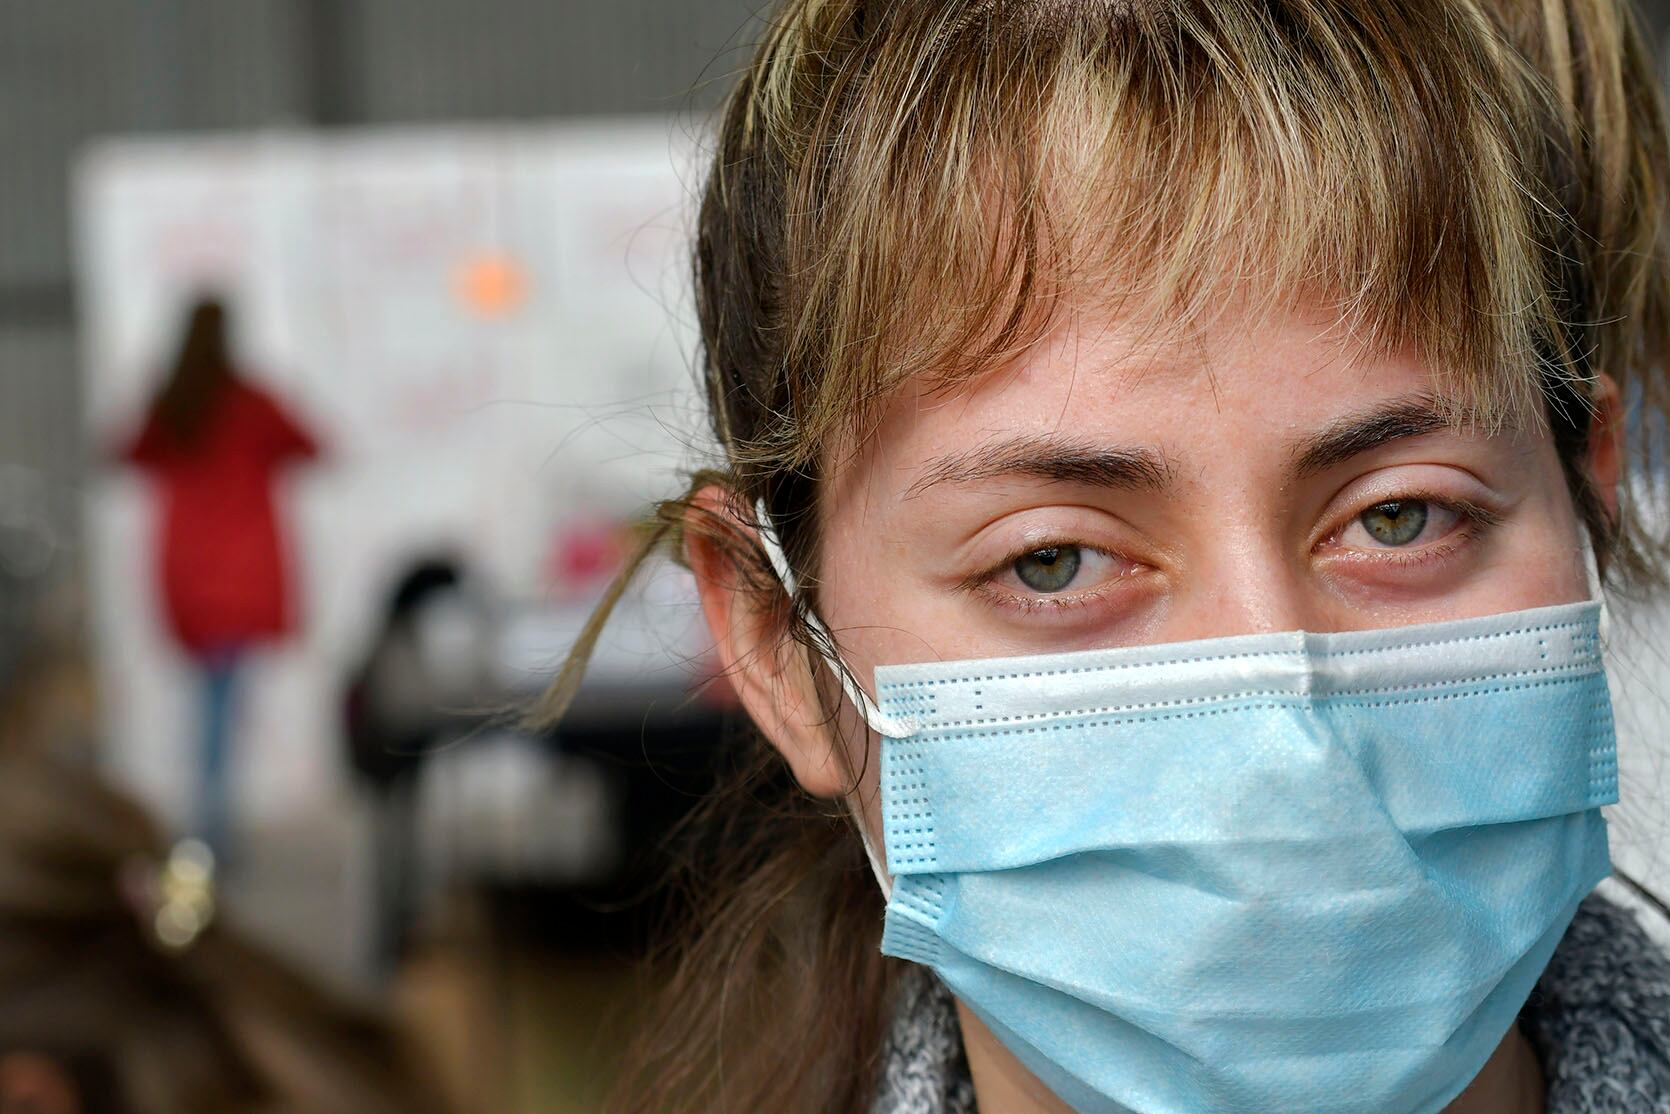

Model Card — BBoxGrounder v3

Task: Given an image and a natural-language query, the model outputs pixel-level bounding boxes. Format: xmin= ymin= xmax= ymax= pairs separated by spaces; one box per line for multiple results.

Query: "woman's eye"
xmin=1343 ymin=499 xmax=1460 ymax=549
xmin=979 ymin=541 xmax=1136 ymax=612
xmin=1360 ymin=501 xmax=1427 ymax=545
xmin=1013 ymin=545 xmax=1083 ymax=592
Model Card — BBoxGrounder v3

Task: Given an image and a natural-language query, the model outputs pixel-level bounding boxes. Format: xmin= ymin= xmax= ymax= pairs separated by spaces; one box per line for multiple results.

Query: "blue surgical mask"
xmin=755 ymin=504 xmax=1616 ymax=1113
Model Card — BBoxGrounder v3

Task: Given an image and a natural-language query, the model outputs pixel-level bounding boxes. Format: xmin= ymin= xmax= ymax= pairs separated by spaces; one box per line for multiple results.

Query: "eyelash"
xmin=1321 ymin=493 xmax=1503 ymax=567
xmin=960 ymin=538 xmax=1134 ymax=615
xmin=963 ymin=493 xmax=1505 ymax=614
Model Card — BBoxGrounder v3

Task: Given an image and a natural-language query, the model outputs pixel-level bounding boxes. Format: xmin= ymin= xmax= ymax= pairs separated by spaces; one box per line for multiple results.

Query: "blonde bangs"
xmin=749 ymin=0 xmax=1594 ymax=468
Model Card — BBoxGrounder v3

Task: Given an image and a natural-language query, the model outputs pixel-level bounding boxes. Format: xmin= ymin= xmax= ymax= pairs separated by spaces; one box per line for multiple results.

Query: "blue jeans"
xmin=197 ymin=653 xmax=241 ymax=862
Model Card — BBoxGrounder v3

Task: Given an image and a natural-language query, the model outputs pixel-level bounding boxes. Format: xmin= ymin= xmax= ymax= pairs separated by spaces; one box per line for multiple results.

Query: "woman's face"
xmin=755 ymin=304 xmax=1619 ymax=804
xmin=677 ymin=300 xmax=1623 ymax=1114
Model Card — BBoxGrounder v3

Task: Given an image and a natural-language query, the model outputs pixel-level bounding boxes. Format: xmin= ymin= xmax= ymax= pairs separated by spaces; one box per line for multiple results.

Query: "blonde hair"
xmin=565 ymin=2 xmax=1670 ymax=1111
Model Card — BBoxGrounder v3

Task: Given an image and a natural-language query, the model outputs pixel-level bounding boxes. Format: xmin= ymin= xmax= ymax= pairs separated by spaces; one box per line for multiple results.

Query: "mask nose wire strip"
xmin=752 ymin=500 xmax=915 ymax=739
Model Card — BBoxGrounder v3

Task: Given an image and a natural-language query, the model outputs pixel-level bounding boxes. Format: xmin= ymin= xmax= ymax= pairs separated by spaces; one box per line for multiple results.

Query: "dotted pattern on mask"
xmin=884 ymin=740 xmax=940 ymax=871
xmin=1588 ymin=685 xmax=1620 ymax=807
xmin=911 ymin=673 xmax=1604 ymax=744
xmin=881 ymin=687 xmax=938 ymax=720
xmin=882 ymin=659 xmax=1603 ymax=732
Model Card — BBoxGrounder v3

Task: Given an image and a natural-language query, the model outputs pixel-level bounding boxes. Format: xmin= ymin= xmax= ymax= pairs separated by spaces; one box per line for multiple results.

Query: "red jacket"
xmin=124 ymin=380 xmax=319 ymax=658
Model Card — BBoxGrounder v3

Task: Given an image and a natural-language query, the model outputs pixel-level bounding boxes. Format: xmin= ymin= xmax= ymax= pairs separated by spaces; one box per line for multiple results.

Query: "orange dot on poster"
xmin=454 ymin=252 xmax=529 ymax=318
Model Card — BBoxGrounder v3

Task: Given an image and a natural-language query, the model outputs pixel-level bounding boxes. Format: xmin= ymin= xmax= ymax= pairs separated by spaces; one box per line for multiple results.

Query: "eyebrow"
xmin=1288 ymin=394 xmax=1478 ymax=478
xmin=906 ymin=395 xmax=1479 ymax=499
xmin=906 ymin=435 xmax=1174 ymax=499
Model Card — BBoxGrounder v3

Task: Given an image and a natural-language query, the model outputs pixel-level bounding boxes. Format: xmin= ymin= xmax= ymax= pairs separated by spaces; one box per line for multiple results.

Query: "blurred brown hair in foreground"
xmin=0 ymin=746 xmax=452 ymax=1114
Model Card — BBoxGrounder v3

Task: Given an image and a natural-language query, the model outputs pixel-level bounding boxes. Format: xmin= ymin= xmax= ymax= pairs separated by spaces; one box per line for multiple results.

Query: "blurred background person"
xmin=344 ymin=555 xmax=496 ymax=973
xmin=115 ymin=296 xmax=320 ymax=864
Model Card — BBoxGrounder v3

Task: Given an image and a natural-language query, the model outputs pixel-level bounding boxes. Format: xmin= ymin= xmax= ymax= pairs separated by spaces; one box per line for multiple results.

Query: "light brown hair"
xmin=548 ymin=2 xmax=1670 ymax=1111
xmin=0 ymin=749 xmax=450 ymax=1114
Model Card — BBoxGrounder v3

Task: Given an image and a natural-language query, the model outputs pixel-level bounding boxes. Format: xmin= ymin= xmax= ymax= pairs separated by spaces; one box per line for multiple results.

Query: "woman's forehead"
xmin=852 ymin=306 xmax=1511 ymax=484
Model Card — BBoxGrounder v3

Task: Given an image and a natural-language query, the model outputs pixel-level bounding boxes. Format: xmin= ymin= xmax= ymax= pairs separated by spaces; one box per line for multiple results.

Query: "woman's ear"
xmin=1585 ymin=372 xmax=1624 ymax=522
xmin=0 ymin=1052 xmax=83 ymax=1114
xmin=685 ymin=486 xmax=852 ymax=799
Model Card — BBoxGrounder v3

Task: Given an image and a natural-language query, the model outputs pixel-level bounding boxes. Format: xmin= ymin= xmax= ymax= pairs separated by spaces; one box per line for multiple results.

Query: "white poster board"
xmin=77 ymin=121 xmax=712 ymax=828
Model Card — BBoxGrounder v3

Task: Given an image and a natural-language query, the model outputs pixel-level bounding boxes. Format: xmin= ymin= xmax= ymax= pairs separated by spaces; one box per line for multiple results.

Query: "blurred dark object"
xmin=474 ymin=574 xmax=733 ymax=956
xmin=345 ymin=558 xmax=480 ymax=786
xmin=344 ymin=557 xmax=734 ymax=969
xmin=345 ymin=556 xmax=495 ymax=969
xmin=0 ymin=747 xmax=451 ymax=1114
xmin=0 ymin=465 xmax=58 ymax=694
xmin=0 ymin=464 xmax=88 ymax=762
xmin=489 ymin=703 xmax=737 ymax=957
xmin=0 ymin=525 xmax=37 ymax=738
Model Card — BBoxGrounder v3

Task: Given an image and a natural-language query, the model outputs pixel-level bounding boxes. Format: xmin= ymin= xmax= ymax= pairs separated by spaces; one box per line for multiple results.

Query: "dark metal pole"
xmin=298 ymin=0 xmax=359 ymax=126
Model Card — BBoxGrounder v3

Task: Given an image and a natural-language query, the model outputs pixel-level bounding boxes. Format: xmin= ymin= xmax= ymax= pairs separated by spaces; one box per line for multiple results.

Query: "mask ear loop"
xmin=752 ymin=500 xmax=914 ymax=739
xmin=754 ymin=500 xmax=908 ymax=897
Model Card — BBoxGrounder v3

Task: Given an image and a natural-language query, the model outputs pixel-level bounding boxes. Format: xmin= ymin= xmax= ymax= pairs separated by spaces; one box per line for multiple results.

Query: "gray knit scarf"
xmin=871 ymin=893 xmax=1670 ymax=1113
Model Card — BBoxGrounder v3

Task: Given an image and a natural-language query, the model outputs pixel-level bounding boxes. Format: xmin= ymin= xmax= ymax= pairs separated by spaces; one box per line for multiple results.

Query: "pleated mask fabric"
xmin=872 ymin=601 xmax=1616 ymax=1114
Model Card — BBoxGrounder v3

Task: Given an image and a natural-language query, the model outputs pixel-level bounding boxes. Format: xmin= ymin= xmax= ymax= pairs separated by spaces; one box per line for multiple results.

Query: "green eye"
xmin=1359 ymin=501 xmax=1429 ymax=546
xmin=1014 ymin=546 xmax=1082 ymax=592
